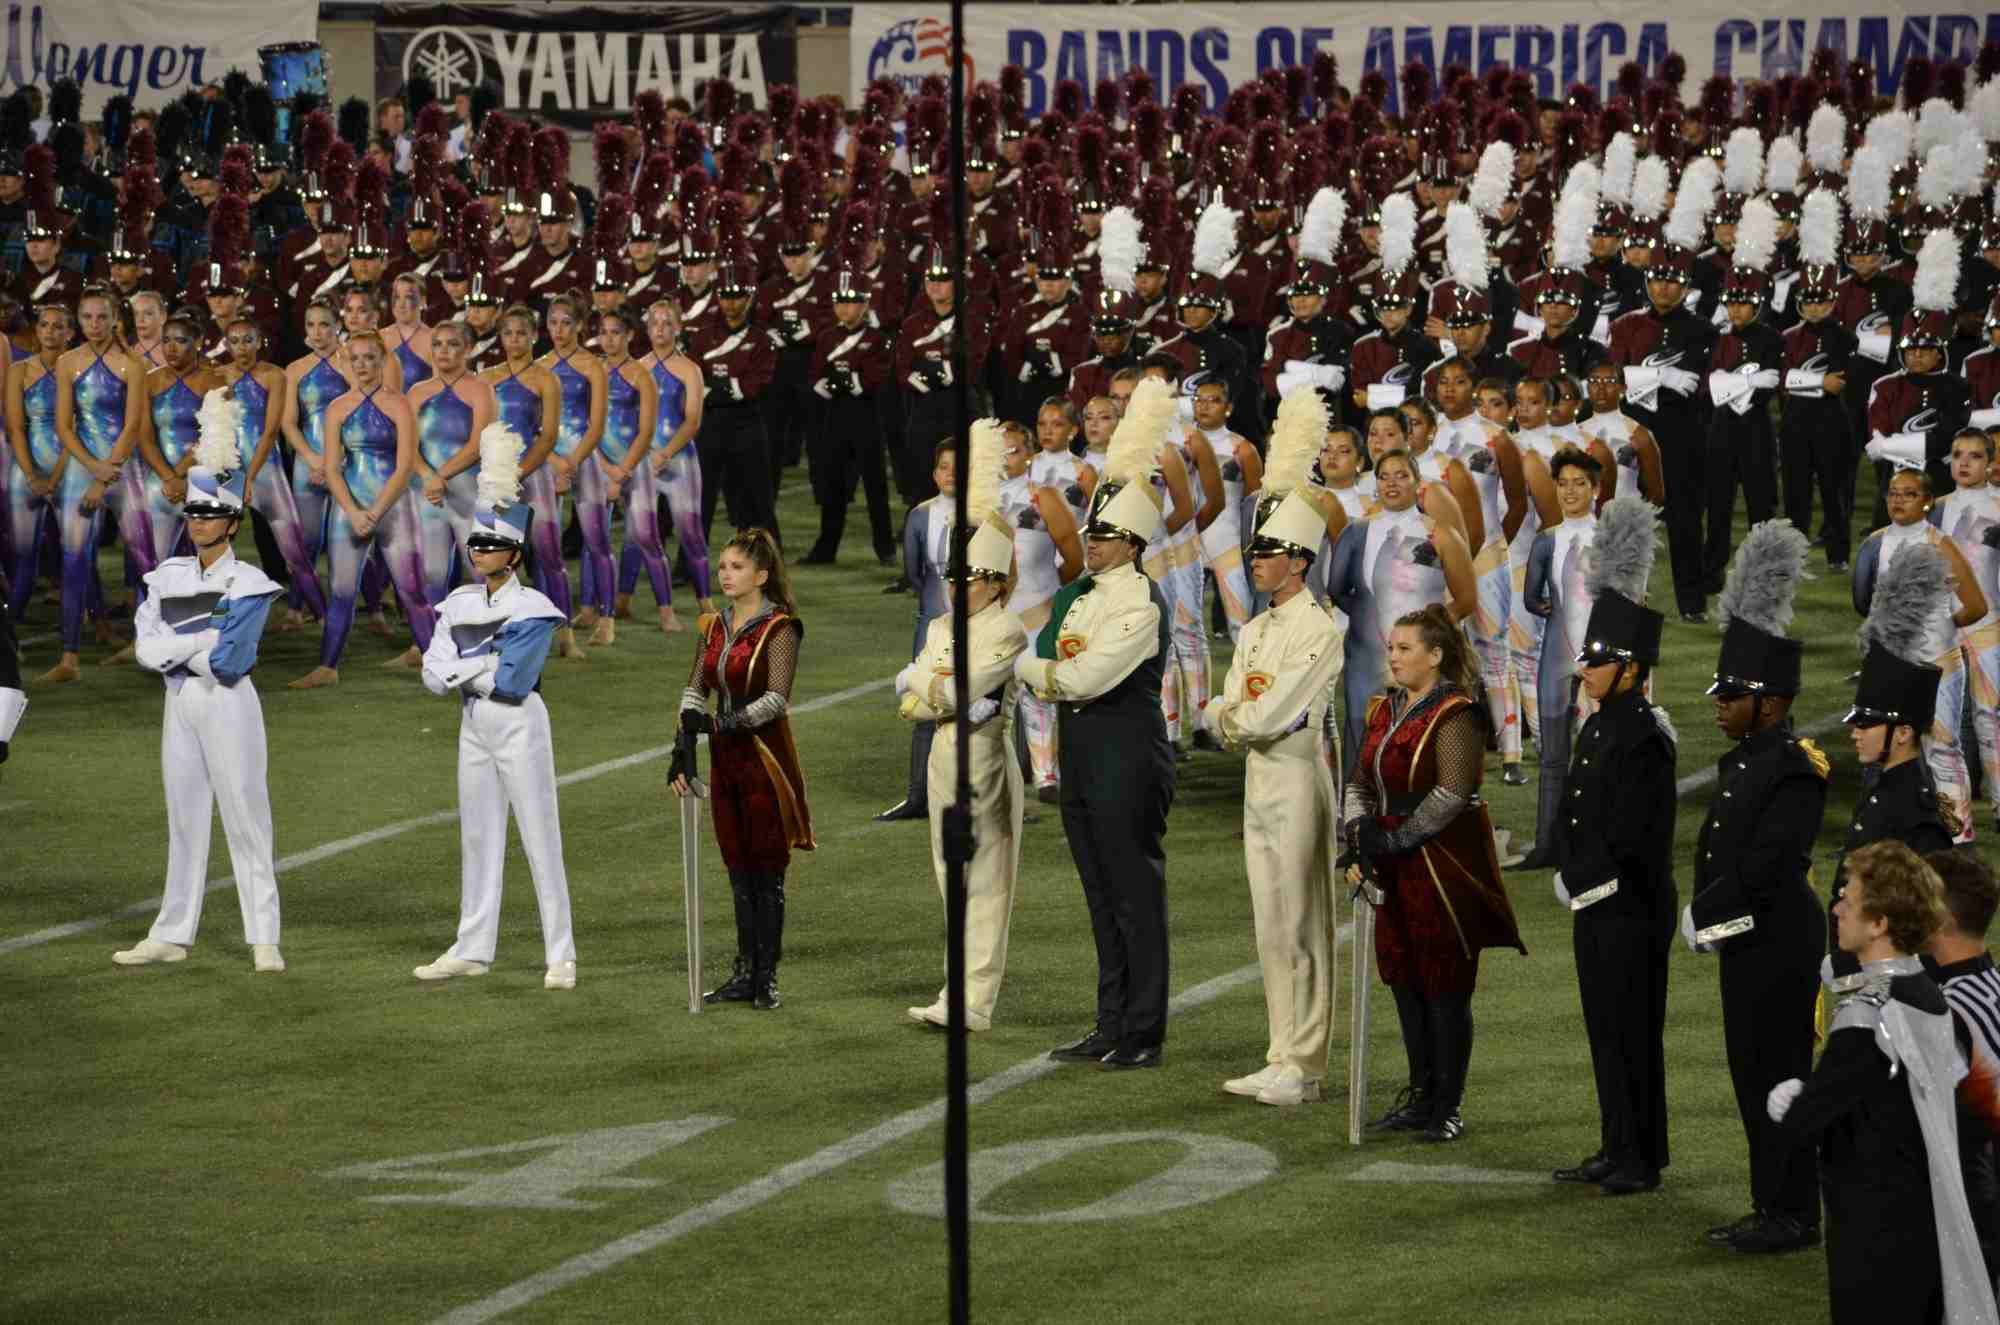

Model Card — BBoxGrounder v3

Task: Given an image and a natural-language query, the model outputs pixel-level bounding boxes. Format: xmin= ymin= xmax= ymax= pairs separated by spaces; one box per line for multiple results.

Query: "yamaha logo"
xmin=403 ymin=26 xmax=485 ymax=101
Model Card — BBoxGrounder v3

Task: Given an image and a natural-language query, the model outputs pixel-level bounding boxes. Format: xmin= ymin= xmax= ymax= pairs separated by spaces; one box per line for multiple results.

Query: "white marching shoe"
xmin=544 ymin=960 xmax=576 ymax=990
xmin=1256 ymin=1066 xmax=1323 ymax=1106
xmin=1223 ymin=1064 xmax=1283 ymax=1097
xmin=414 ymin=955 xmax=489 ymax=981
xmin=906 ymin=1001 xmax=991 ymax=1032
xmin=112 ymin=938 xmax=188 ymax=966
xmin=252 ymin=944 xmax=285 ymax=973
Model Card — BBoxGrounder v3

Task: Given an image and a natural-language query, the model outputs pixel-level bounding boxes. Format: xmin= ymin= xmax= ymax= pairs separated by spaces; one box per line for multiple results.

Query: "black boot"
xmin=1367 ymin=986 xmax=1434 ymax=1131
xmin=1422 ymin=994 xmax=1473 ymax=1142
xmin=752 ymin=873 xmax=784 ymax=1011
xmin=703 ymin=872 xmax=757 ymax=1004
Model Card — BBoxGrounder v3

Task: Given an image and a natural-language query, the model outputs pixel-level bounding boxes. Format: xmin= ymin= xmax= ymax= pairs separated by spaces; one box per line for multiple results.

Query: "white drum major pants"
xmin=151 ymin=677 xmax=281 ymax=947
xmin=447 ymin=691 xmax=576 ymax=966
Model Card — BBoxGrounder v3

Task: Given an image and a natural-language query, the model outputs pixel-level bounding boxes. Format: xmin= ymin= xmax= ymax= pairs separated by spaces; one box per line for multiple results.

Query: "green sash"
xmin=1035 ymin=574 xmax=1096 ymax=660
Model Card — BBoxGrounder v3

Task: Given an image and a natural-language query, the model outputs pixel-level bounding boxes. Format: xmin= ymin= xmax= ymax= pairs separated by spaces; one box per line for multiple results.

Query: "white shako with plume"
xmin=962 ymin=417 xmax=1016 ymax=579
xmin=1805 ymin=103 xmax=1848 ymax=178
xmin=1600 ymin=132 xmax=1636 ymax=212
xmin=1437 ymin=200 xmax=1490 ymax=328
xmin=1765 ymin=135 xmax=1803 ymax=197
xmin=1468 ymin=139 xmax=1514 ymax=222
xmin=1710 ymin=197 xmax=1781 ymax=411
xmin=1663 ymin=156 xmax=1721 ymax=255
xmin=1088 ymin=376 xmax=1174 ymax=545
xmin=1722 ymin=126 xmax=1765 ymax=200
xmin=1629 ymin=155 xmax=1670 ymax=229
xmin=1552 ymin=163 xmax=1598 ymax=272
xmin=1379 ymin=191 xmax=1418 ymax=280
xmin=469 ymin=422 xmax=531 ymax=547
xmin=1299 ymin=185 xmax=1346 ymax=272
xmin=183 ymin=388 xmax=249 ymax=516
xmin=1098 ymin=204 xmax=1141 ymax=303
xmin=1864 ymin=229 xmax=1962 ymax=476
xmin=1180 ymin=192 xmax=1239 ymax=314
xmin=1251 ymin=387 xmax=1334 ymax=558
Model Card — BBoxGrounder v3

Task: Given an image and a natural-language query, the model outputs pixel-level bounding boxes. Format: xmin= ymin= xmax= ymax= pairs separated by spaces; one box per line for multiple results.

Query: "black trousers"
xmin=1634 ymin=400 xmax=1707 ymax=615
xmin=1781 ymin=401 xmax=1853 ymax=565
xmin=899 ymin=389 xmax=952 ymax=507
xmin=1719 ymin=904 xmax=1826 ymax=1223
xmin=697 ymin=403 xmax=778 ymax=546
xmin=766 ymin=347 xmax=815 ymax=473
xmin=1574 ymin=894 xmax=1675 ymax=1174
xmin=1702 ymin=415 xmax=1778 ymax=593
xmin=808 ymin=395 xmax=895 ymax=561
xmin=1010 ymin=368 xmax=1066 ymax=428
xmin=1058 ymin=742 xmax=1174 ymax=1050
xmin=1842 ymin=376 xmax=1888 ymax=533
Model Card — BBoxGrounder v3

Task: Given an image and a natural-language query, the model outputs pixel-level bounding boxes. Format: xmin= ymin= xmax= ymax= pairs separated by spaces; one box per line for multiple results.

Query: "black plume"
xmin=200 ymin=96 xmax=236 ymax=157
xmin=291 ymin=91 xmax=322 ymax=124
xmin=49 ymin=121 xmax=84 ymax=185
xmin=338 ymin=96 xmax=370 ymax=153
xmin=0 ymin=91 xmax=32 ymax=153
xmin=101 ymin=94 xmax=132 ymax=149
xmin=152 ymin=100 xmax=189 ymax=166
xmin=242 ymin=85 xmax=276 ymax=147
xmin=222 ymin=68 xmax=253 ymax=109
xmin=469 ymin=84 xmax=497 ymax=133
xmin=403 ymin=73 xmax=436 ymax=117
xmin=48 ymin=77 xmax=81 ymax=126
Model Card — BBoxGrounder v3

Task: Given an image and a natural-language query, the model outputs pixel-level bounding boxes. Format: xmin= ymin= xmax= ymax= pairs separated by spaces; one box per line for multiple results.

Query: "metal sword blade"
xmin=1347 ymin=897 xmax=1375 ymax=1146
xmin=680 ymin=791 xmax=702 ymax=1014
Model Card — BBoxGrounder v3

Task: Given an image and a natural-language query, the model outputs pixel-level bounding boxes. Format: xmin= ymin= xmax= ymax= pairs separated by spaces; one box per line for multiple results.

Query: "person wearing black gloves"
xmin=1550 ymin=573 xmax=1677 ymax=1196
xmin=1609 ymin=241 xmax=1717 ymax=622
xmin=1684 ymin=519 xmax=1830 ymax=1255
xmin=671 ymin=528 xmax=813 ymax=1010
xmin=1769 ymin=841 xmax=1999 ymax=1323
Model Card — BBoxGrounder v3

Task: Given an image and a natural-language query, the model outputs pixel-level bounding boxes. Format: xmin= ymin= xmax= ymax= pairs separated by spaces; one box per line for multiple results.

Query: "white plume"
xmin=1799 ymin=188 xmax=1842 ymax=267
xmin=1846 ymin=144 xmax=1891 ymax=218
xmin=1104 ymin=377 xmax=1175 ymax=485
xmin=1806 ymin=103 xmax=1848 ymax=173
xmin=1380 ymin=192 xmax=1417 ymax=274
xmin=1560 ymin=161 xmax=1600 ymax=203
xmin=1265 ymin=388 xmax=1330 ymax=494
xmin=1723 ymin=127 xmax=1764 ymax=195
xmin=1600 ymin=132 xmax=1636 ymax=206
xmin=1734 ymin=197 xmax=1778 ymax=274
xmin=1915 ymin=99 xmax=1965 ymax=158
xmin=1552 ymin=170 xmax=1597 ymax=270
xmin=965 ymin=417 xmax=1007 ymax=527
xmin=1300 ymin=187 xmax=1346 ymax=265
xmin=1444 ymin=201 xmax=1489 ymax=293
xmin=1864 ymin=109 xmax=1915 ymax=167
xmin=475 ymin=422 xmax=525 ymax=507
xmin=1765 ymin=136 xmax=1803 ymax=194
xmin=1630 ymin=156 xmax=1670 ymax=222
xmin=1973 ymin=76 xmax=2000 ymax=142
xmin=1663 ymin=157 xmax=1718 ymax=251
xmin=1469 ymin=141 xmax=1515 ymax=219
xmin=1099 ymin=205 xmax=1141 ymax=296
xmin=1918 ymin=145 xmax=1955 ymax=209
xmin=1191 ymin=197 xmax=1240 ymax=277
xmin=1914 ymin=228 xmax=1960 ymax=314
xmin=1950 ymin=136 xmax=1988 ymax=199
xmin=193 ymin=388 xmax=243 ymax=472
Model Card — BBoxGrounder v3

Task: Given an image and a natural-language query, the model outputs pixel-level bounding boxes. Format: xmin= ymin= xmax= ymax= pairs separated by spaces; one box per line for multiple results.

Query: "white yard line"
xmin=0 ymin=675 xmax=895 ymax=956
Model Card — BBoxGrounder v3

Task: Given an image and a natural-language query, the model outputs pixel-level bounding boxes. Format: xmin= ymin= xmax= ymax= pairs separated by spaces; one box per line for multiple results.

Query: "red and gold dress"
xmin=685 ymin=606 xmax=815 ymax=872
xmin=1349 ymin=685 xmax=1525 ymax=995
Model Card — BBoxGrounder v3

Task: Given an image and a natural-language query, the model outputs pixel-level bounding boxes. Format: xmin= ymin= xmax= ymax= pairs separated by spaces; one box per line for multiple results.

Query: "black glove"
xmin=1464 ymin=449 xmax=1494 ymax=474
xmin=1356 ymin=820 xmax=1395 ymax=860
xmin=1616 ymin=444 xmax=1638 ymax=467
xmin=1982 ymin=524 xmax=2000 ymax=550
xmin=681 ymin=709 xmax=714 ymax=737
xmin=0 ymin=739 xmax=8 ymax=766
xmin=839 ymin=365 xmax=862 ymax=396
xmin=1409 ymin=540 xmax=1439 ymax=567
xmin=667 ymin=729 xmax=698 ymax=787
xmin=1063 ymin=482 xmax=1085 ymax=507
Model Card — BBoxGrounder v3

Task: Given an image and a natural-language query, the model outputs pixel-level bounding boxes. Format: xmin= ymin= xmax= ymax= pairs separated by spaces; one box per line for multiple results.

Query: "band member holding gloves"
xmin=1685 ymin=519 xmax=1830 ymax=1254
xmin=114 ymin=391 xmax=286 ymax=973
xmin=672 ymin=528 xmax=814 ymax=1010
xmin=1204 ymin=388 xmax=1343 ymax=1106
xmin=1550 ymin=499 xmax=1677 ymax=1196
xmin=415 ymin=421 xmax=577 ymax=990
xmin=897 ymin=420 xmax=1029 ymax=1032
xmin=1018 ymin=377 xmax=1176 ymax=1070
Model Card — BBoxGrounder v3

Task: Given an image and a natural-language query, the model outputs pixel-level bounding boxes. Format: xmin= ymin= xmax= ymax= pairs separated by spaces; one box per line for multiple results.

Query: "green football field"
xmin=0 ymin=468 xmax=1937 ymax=1323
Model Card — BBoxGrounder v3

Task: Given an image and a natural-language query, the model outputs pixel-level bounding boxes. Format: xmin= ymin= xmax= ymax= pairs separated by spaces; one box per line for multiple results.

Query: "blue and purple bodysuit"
xmin=415 ymin=383 xmax=479 ymax=605
xmin=495 ymin=368 xmax=570 ymax=618
xmin=318 ymin=389 xmax=436 ymax=668
xmin=621 ymin=357 xmax=708 ymax=602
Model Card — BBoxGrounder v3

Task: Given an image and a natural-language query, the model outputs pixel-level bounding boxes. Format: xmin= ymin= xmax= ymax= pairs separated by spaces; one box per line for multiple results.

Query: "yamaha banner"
xmin=377 ymin=3 xmax=796 ymax=133
xmin=853 ymin=2 xmax=2000 ymax=114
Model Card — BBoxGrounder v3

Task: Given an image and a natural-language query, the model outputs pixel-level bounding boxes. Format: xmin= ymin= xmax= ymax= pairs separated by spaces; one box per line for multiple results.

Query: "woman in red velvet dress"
xmin=1344 ymin=604 xmax=1526 ymax=1142
xmin=670 ymin=528 xmax=814 ymax=1010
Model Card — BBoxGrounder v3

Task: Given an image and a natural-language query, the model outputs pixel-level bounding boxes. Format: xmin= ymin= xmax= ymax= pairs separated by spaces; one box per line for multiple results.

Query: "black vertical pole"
xmin=943 ymin=1 xmax=973 ymax=1321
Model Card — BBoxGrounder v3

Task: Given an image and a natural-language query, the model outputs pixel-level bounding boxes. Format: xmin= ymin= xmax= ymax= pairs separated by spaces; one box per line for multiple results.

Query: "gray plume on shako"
xmin=1717 ymin=519 xmax=1810 ymax=636
xmin=1582 ymin=497 xmax=1658 ymax=603
xmin=1857 ymin=542 xmax=1952 ymax=664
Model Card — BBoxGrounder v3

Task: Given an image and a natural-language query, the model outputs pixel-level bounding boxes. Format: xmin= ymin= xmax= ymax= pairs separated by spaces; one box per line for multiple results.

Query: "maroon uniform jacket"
xmin=8 ymin=261 xmax=81 ymax=312
xmin=624 ymin=259 xmax=673 ymax=315
xmin=289 ymin=255 xmax=353 ymax=332
xmin=672 ymin=279 xmax=723 ymax=344
xmin=757 ymin=268 xmax=828 ymax=354
xmin=1223 ymin=224 xmax=1289 ymax=329
xmin=895 ymin=298 xmax=994 ymax=391
xmin=998 ymin=293 xmax=1092 ymax=386
xmin=1508 ymin=330 xmax=1607 ymax=381
xmin=1259 ymin=313 xmax=1355 ymax=402
xmin=1867 ymin=369 xmax=1970 ymax=470
xmin=967 ymin=190 xmax=1015 ymax=261
xmin=491 ymin=239 xmax=548 ymax=307
xmin=1349 ymin=324 xmax=1440 ymax=402
xmin=687 ymin=312 xmax=776 ymax=405
xmin=1065 ymin=338 xmax=1153 ymax=415
xmin=807 ymin=316 xmax=893 ymax=396
xmin=1965 ymin=344 xmax=2000 ymax=416
xmin=515 ymin=242 xmax=585 ymax=308
xmin=1421 ymin=342 xmax=1524 ymax=401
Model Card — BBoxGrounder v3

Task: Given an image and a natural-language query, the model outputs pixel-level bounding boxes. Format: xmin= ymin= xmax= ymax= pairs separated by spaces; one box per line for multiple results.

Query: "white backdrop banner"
xmin=0 ymin=0 xmax=319 ymax=116
xmin=852 ymin=4 xmax=2000 ymax=118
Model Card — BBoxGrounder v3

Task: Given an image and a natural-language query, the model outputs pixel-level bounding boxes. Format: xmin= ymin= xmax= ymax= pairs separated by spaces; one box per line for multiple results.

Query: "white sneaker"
xmin=544 ymin=960 xmax=576 ymax=990
xmin=112 ymin=938 xmax=188 ymax=965
xmin=252 ymin=944 xmax=285 ymax=973
xmin=413 ymin=955 xmax=489 ymax=981
xmin=907 ymin=1002 xmax=947 ymax=1027
xmin=907 ymin=1002 xmax=992 ymax=1032
xmin=1223 ymin=1064 xmax=1283 ymax=1097
xmin=1256 ymin=1066 xmax=1323 ymax=1106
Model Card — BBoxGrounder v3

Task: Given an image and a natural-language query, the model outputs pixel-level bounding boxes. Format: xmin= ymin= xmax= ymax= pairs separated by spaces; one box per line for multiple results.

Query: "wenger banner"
xmin=0 ymin=0 xmax=317 ymax=116
xmin=854 ymin=3 xmax=2000 ymax=117
xmin=377 ymin=3 xmax=796 ymax=133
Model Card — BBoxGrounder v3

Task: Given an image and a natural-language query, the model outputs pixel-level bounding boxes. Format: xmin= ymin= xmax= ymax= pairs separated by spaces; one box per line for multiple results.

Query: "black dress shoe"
xmin=1552 ymin=1153 xmax=1615 ymax=1184
xmin=881 ymin=576 xmax=913 ymax=595
xmin=1598 ymin=1167 xmax=1661 ymax=1196
xmin=1099 ymin=1045 xmax=1163 ymax=1070
xmin=752 ymin=977 xmax=782 ymax=1011
xmin=1680 ymin=611 xmax=1709 ymax=625
xmin=1050 ymin=1030 xmax=1118 ymax=1062
xmin=1505 ymin=849 xmax=1557 ymax=872
xmin=874 ymin=799 xmax=927 ymax=822
xmin=1704 ymin=1210 xmax=1764 ymax=1246
xmin=1365 ymin=1086 xmax=1433 ymax=1132
xmin=1419 ymin=1110 xmax=1464 ymax=1142
xmin=797 ymin=547 xmax=837 ymax=565
xmin=703 ymin=959 xmax=756 ymax=1004
xmin=1730 ymin=1214 xmax=1819 ymax=1254
xmin=1190 ymin=730 xmax=1224 ymax=753
xmin=1499 ymin=763 xmax=1529 ymax=786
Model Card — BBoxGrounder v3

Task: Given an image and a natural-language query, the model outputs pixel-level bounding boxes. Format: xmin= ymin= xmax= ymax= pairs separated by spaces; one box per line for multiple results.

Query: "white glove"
xmin=1709 ymin=301 xmax=1730 ymax=330
xmin=461 ymin=653 xmax=501 ymax=699
xmin=1784 ymin=369 xmax=1826 ymax=397
xmin=1284 ymin=358 xmax=1314 ymax=375
xmin=1017 ymin=361 xmax=1035 ymax=383
xmin=938 ymin=361 xmax=954 ymax=387
xmin=1772 ymin=273 xmax=1797 ymax=312
xmin=812 ymin=379 xmax=833 ymax=400
xmin=1969 ymin=408 xmax=2000 ymax=430
xmin=1747 ymin=368 xmax=1781 ymax=391
xmin=1708 ymin=369 xmax=1751 ymax=410
xmin=1684 ymin=287 xmax=1705 ymax=311
xmin=906 ymin=371 xmax=931 ymax=394
xmin=791 ymin=319 xmax=812 ymax=342
xmin=1513 ymin=310 xmax=1546 ymax=339
xmin=1622 ymin=365 xmax=1663 ymax=408
xmin=135 ymin=633 xmax=203 ymax=673
xmin=0 ymin=686 xmax=22 ymax=744
xmin=1274 ymin=368 xmax=1307 ymax=397
xmin=1436 ymin=337 xmax=1456 ymax=360
xmin=967 ymin=696 xmax=999 ymax=724
xmin=1312 ymin=363 xmax=1346 ymax=390
xmin=1046 ymin=352 xmax=1062 ymax=379
xmin=1366 ymin=383 xmax=1407 ymax=410
xmin=1663 ymin=367 xmax=1701 ymax=397
xmin=1197 ymin=697 xmax=1224 ymax=741
xmin=1865 ymin=431 xmax=1928 ymax=468
xmin=1590 ymin=312 xmax=1612 ymax=345
xmin=1856 ymin=329 xmax=1892 ymax=363
xmin=727 ymin=378 xmax=745 ymax=401
xmin=1680 ymin=904 xmax=1703 ymax=953
xmin=894 ymin=661 xmax=920 ymax=698
xmin=1766 ymin=1077 xmax=1804 ymax=1123
xmin=1553 ymin=872 xmax=1572 ymax=907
